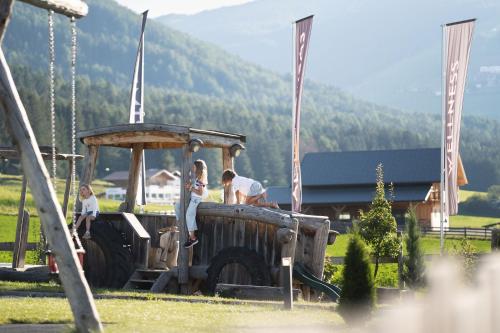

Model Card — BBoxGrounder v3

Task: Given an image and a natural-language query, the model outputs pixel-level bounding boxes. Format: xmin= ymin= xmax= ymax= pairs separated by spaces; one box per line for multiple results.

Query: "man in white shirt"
xmin=222 ymin=169 xmax=278 ymax=208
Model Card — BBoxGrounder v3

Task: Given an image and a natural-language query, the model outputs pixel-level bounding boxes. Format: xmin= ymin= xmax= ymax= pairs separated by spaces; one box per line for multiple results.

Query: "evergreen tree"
xmin=403 ymin=206 xmax=425 ymax=289
xmin=338 ymin=234 xmax=375 ymax=325
xmin=359 ymin=163 xmax=399 ymax=277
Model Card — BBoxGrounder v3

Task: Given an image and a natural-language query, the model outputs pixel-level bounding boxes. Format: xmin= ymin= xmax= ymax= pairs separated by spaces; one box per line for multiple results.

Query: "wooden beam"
xmin=18 ymin=0 xmax=88 ymax=18
xmin=0 ymin=0 xmax=14 ymax=44
xmin=197 ymin=202 xmax=295 ymax=229
xmin=215 ymin=283 xmax=301 ymax=301
xmin=12 ymin=175 xmax=28 ymax=268
xmin=178 ymin=145 xmax=192 ymax=293
xmin=122 ymin=144 xmax=144 ymax=213
xmin=0 ymin=49 xmax=102 ymax=331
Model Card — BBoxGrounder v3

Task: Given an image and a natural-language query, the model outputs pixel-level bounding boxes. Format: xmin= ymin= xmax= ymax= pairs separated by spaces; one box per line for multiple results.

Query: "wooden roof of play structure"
xmin=78 ymin=123 xmax=246 ymax=149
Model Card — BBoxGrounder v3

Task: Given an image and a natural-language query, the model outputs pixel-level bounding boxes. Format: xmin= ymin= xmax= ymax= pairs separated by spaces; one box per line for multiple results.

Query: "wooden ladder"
xmin=123 ymin=269 xmax=173 ymax=293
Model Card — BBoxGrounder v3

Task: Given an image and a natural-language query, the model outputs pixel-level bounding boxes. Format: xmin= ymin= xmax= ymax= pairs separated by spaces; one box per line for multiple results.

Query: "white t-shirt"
xmin=82 ymin=195 xmax=99 ymax=217
xmin=191 ymin=179 xmax=208 ymax=199
xmin=231 ymin=175 xmax=255 ymax=196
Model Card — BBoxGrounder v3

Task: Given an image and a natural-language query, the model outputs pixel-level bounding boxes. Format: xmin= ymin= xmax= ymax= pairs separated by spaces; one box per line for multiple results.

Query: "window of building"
xmin=339 ymin=212 xmax=351 ymax=220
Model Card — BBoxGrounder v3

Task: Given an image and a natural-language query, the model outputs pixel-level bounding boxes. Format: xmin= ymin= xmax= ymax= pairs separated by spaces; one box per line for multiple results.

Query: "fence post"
xmin=464 ymin=227 xmax=467 ymax=238
xmin=282 ymin=257 xmax=293 ymax=310
xmin=397 ymin=231 xmax=404 ymax=290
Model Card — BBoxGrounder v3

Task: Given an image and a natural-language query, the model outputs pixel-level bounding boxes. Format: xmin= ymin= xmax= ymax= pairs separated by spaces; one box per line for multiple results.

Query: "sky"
xmin=114 ymin=0 xmax=254 ymax=17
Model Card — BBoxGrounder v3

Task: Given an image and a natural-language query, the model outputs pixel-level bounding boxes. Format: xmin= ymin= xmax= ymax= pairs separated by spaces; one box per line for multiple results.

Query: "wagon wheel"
xmin=76 ymin=221 xmax=134 ymax=288
xmin=206 ymin=246 xmax=271 ymax=294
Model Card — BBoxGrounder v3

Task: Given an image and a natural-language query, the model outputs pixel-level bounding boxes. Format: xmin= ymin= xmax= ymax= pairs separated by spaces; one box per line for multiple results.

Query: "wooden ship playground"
xmin=1 ymin=1 xmax=500 ymax=332
xmin=0 ymin=1 xmax=341 ymax=331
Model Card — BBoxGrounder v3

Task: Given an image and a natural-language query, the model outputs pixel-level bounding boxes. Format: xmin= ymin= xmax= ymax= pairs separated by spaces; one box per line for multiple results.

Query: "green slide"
xmin=293 ymin=263 xmax=341 ymax=302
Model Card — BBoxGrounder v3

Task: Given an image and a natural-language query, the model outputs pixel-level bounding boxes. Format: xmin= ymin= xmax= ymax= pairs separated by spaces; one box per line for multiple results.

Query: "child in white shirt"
xmin=73 ymin=184 xmax=99 ymax=239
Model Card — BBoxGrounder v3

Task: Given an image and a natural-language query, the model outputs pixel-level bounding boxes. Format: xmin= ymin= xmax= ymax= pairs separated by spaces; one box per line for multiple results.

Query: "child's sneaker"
xmin=82 ymin=231 xmax=91 ymax=239
xmin=184 ymin=238 xmax=198 ymax=248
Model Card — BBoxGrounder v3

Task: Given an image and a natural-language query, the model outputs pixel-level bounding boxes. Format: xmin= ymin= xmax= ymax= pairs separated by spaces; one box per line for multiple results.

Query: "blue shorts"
xmin=84 ymin=211 xmax=99 ymax=218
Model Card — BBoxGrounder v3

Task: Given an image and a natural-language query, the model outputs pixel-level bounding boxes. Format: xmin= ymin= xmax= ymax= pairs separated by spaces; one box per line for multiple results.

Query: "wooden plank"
xmin=150 ymin=271 xmax=173 ymax=293
xmin=122 ymin=144 xmax=144 ymax=213
xmin=0 ymin=0 xmax=13 ymax=44
xmin=62 ymin=158 xmax=73 ymax=217
xmin=82 ymin=131 xmax=187 ymax=148
xmin=310 ymin=221 xmax=330 ymax=278
xmin=122 ymin=213 xmax=150 ymax=269
xmin=76 ymin=145 xmax=98 ymax=212
xmin=197 ymin=203 xmax=294 ymax=228
xmin=78 ymin=123 xmax=189 ymax=141
xmin=281 ymin=218 xmax=299 ymax=262
xmin=178 ymin=145 xmax=191 ymax=292
xmin=189 ymin=132 xmax=243 ymax=149
xmin=215 ymin=284 xmax=300 ymax=301
xmin=0 ymin=49 xmax=102 ymax=331
xmin=12 ymin=175 xmax=27 ymax=268
xmin=18 ymin=0 xmax=88 ymax=18
xmin=122 ymin=213 xmax=150 ymax=239
xmin=0 ymin=242 xmax=37 ymax=251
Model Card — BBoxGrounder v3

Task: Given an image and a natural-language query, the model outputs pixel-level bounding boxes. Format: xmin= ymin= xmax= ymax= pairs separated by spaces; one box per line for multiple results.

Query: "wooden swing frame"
xmin=0 ymin=1 xmax=102 ymax=332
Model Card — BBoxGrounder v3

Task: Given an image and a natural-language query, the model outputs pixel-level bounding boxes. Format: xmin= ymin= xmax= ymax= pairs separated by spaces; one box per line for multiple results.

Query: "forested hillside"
xmin=0 ymin=0 xmax=498 ymax=190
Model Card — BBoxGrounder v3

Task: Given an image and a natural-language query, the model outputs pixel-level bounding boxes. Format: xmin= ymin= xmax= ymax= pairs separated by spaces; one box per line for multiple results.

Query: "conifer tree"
xmin=359 ymin=163 xmax=399 ymax=277
xmin=403 ymin=206 xmax=425 ymax=288
xmin=338 ymin=234 xmax=375 ymax=325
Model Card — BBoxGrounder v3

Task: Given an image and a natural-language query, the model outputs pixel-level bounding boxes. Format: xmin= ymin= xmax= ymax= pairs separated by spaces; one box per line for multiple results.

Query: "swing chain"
xmin=70 ymin=16 xmax=78 ymax=224
xmin=48 ymin=10 xmax=56 ymax=190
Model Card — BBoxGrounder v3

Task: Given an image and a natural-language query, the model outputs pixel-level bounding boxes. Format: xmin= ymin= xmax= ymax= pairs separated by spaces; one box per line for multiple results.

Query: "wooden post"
xmin=283 ymin=218 xmax=299 ymax=261
xmin=282 ymin=257 xmax=293 ymax=310
xmin=178 ymin=144 xmax=192 ymax=293
xmin=398 ymin=231 xmax=404 ymax=289
xmin=0 ymin=0 xmax=13 ymax=44
xmin=0 ymin=49 xmax=102 ymax=332
xmin=76 ymin=145 xmax=98 ymax=212
xmin=123 ymin=143 xmax=144 ymax=213
xmin=222 ymin=147 xmax=235 ymax=204
xmin=62 ymin=158 xmax=73 ymax=217
xmin=12 ymin=175 xmax=28 ymax=268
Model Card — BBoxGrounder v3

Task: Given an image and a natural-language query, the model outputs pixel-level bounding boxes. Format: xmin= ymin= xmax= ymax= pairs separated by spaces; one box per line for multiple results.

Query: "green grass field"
xmin=0 ymin=296 xmax=342 ymax=332
xmin=325 ymin=234 xmax=491 ymax=258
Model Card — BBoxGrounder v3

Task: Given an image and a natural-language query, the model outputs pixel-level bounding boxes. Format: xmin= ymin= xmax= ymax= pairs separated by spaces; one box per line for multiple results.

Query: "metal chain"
xmin=70 ymin=16 xmax=78 ymax=224
xmin=48 ymin=10 xmax=56 ymax=191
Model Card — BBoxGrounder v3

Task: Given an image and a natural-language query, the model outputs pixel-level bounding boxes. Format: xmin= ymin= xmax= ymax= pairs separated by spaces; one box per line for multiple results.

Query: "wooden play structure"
xmin=75 ymin=123 xmax=335 ymax=297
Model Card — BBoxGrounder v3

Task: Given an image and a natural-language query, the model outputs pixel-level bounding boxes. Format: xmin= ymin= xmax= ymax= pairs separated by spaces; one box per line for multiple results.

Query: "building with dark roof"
xmin=103 ymin=168 xmax=177 ymax=188
xmin=267 ymin=148 xmax=467 ymax=230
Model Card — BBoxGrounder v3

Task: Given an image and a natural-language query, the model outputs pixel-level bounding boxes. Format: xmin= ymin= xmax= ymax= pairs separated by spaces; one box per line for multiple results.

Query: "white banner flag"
xmin=129 ymin=11 xmax=148 ymax=206
xmin=292 ymin=15 xmax=313 ymax=213
xmin=442 ymin=19 xmax=475 ymax=217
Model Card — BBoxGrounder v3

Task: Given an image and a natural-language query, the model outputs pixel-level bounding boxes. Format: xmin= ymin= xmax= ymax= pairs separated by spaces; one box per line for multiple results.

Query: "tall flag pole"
xmin=440 ymin=18 xmax=475 ymax=254
xmin=291 ymin=15 xmax=314 ymax=213
xmin=129 ymin=10 xmax=148 ymax=206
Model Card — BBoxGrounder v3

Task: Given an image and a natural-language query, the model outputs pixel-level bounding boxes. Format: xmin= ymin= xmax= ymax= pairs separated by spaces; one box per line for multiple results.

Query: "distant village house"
xmin=103 ymin=168 xmax=180 ymax=204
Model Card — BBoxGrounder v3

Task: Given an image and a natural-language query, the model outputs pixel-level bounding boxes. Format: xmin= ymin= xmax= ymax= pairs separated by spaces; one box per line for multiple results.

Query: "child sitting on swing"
xmin=73 ymin=184 xmax=99 ymax=239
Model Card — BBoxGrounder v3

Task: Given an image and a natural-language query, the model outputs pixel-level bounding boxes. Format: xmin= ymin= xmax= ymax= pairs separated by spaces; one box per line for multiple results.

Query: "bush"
xmin=338 ymin=234 xmax=375 ymax=325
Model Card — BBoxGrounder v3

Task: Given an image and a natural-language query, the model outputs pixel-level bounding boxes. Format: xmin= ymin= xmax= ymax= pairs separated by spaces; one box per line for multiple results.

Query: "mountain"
xmin=158 ymin=0 xmax=500 ymax=120
xmin=0 ymin=0 xmax=498 ymax=191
